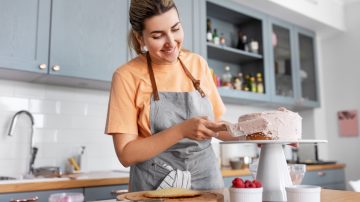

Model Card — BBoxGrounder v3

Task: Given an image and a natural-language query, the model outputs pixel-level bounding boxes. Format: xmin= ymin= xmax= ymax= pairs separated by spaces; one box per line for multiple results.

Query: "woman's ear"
xmin=135 ymin=32 xmax=148 ymax=52
xmin=134 ymin=32 xmax=144 ymax=46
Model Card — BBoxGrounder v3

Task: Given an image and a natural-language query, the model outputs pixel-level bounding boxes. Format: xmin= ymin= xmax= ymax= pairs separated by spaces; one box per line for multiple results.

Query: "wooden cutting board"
xmin=117 ymin=190 xmax=224 ymax=202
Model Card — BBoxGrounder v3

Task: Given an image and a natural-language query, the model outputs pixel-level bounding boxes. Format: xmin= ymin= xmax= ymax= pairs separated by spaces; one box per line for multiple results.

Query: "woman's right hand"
xmin=176 ymin=117 xmax=224 ymax=141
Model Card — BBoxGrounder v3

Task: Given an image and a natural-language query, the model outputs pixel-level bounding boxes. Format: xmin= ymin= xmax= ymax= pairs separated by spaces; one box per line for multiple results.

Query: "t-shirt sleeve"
xmin=105 ymin=69 xmax=138 ymax=135
xmin=201 ymin=57 xmax=226 ymax=120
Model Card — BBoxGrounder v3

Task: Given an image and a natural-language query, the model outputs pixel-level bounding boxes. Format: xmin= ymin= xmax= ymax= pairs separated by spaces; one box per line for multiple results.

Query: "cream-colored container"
xmin=229 ymin=187 xmax=263 ymax=202
xmin=286 ymin=185 xmax=321 ymax=202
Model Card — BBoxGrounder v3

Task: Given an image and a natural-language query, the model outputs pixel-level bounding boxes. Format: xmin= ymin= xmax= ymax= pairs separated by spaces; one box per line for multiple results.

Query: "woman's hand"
xmin=176 ymin=116 xmax=222 ymax=141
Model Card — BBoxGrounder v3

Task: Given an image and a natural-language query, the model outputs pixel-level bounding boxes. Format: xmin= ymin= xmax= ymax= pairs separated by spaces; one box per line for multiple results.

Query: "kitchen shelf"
xmin=207 ymin=42 xmax=263 ymax=64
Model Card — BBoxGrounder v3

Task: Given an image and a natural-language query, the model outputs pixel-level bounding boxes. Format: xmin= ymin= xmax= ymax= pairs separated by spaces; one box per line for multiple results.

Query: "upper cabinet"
xmin=49 ymin=0 xmax=128 ymax=81
xmin=0 ymin=0 xmax=129 ymax=86
xmin=205 ymin=0 xmax=271 ymax=104
xmin=0 ymin=0 xmax=51 ymax=73
xmin=203 ymin=0 xmax=320 ymax=109
xmin=268 ymin=19 xmax=297 ymax=105
xmin=295 ymin=28 xmax=320 ymax=107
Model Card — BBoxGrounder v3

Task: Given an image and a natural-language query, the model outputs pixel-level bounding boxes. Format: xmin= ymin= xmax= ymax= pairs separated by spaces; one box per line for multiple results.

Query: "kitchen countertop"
xmin=89 ymin=189 xmax=360 ymax=202
xmin=0 ymin=164 xmax=345 ymax=193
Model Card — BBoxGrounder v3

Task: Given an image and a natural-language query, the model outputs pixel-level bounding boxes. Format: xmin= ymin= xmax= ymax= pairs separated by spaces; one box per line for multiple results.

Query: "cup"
xmin=229 ymin=187 xmax=263 ymax=202
xmin=286 ymin=185 xmax=321 ymax=202
xmin=288 ymin=164 xmax=306 ymax=185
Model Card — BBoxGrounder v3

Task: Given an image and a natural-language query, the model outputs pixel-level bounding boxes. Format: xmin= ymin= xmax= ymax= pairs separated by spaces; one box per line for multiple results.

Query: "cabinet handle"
xmin=317 ymin=171 xmax=326 ymax=177
xmin=52 ymin=65 xmax=61 ymax=72
xmin=39 ymin=64 xmax=47 ymax=70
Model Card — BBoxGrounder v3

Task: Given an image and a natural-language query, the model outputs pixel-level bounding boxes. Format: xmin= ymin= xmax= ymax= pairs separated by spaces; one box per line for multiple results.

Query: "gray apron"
xmin=129 ymin=52 xmax=224 ymax=191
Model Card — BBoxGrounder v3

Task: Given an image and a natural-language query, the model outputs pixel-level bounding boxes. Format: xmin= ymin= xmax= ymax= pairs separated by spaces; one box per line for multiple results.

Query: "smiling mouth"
xmin=162 ymin=48 xmax=175 ymax=54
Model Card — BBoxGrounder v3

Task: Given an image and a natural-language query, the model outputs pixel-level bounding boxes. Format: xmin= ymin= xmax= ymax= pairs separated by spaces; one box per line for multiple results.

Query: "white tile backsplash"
xmin=0 ymin=79 xmax=294 ymax=178
xmin=0 ymin=79 xmax=127 ymax=178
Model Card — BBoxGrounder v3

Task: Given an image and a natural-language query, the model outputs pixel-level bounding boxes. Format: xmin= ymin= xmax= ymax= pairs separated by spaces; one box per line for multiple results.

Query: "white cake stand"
xmin=221 ymin=139 xmax=327 ymax=202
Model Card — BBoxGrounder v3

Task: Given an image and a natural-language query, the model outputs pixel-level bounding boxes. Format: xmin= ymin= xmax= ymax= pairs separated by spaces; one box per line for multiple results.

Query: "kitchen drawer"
xmin=84 ymin=184 xmax=128 ymax=201
xmin=223 ymin=175 xmax=253 ymax=188
xmin=302 ymin=169 xmax=345 ymax=187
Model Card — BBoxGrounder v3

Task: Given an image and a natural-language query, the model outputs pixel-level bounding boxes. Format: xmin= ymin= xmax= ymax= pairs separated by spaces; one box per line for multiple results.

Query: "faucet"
xmin=8 ymin=110 xmax=37 ymax=175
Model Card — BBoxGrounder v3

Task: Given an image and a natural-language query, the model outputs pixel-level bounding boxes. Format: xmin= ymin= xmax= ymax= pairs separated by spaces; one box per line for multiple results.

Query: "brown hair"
xmin=128 ymin=0 xmax=178 ymax=55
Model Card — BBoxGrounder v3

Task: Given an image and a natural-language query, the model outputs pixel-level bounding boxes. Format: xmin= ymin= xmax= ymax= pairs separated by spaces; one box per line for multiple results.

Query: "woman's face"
xmin=139 ymin=7 xmax=184 ymax=65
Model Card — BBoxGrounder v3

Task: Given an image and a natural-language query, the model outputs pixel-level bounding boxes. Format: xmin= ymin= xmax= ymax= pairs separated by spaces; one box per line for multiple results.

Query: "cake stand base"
xmin=256 ymin=143 xmax=292 ymax=201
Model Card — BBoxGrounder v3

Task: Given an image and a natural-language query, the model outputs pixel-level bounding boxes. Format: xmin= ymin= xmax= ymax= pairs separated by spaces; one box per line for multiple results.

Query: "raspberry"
xmin=244 ymin=179 xmax=252 ymax=184
xmin=232 ymin=177 xmax=245 ymax=188
xmin=245 ymin=180 xmax=252 ymax=188
xmin=247 ymin=182 xmax=257 ymax=188
xmin=253 ymin=180 xmax=262 ymax=188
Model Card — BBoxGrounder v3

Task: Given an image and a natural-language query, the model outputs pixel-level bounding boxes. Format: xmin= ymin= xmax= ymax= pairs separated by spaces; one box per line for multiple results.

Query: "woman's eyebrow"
xmin=150 ymin=22 xmax=181 ymax=34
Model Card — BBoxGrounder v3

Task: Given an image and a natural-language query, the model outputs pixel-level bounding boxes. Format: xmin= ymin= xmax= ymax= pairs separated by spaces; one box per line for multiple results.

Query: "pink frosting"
xmin=234 ymin=107 xmax=302 ymax=140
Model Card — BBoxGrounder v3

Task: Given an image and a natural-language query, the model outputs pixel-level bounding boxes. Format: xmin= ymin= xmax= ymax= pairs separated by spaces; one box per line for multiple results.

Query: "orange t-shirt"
xmin=105 ymin=51 xmax=225 ymax=137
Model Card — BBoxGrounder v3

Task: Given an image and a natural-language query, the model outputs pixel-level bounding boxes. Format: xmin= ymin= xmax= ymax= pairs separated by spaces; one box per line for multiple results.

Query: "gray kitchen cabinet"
xmin=201 ymin=0 xmax=320 ymax=109
xmin=302 ymin=169 xmax=346 ymax=190
xmin=0 ymin=0 xmax=51 ymax=74
xmin=294 ymin=28 xmax=320 ymax=108
xmin=0 ymin=188 xmax=83 ymax=202
xmin=0 ymin=0 xmax=129 ymax=87
xmin=268 ymin=18 xmax=297 ymax=106
xmin=48 ymin=0 xmax=129 ymax=81
xmin=268 ymin=18 xmax=320 ymax=109
xmin=84 ymin=184 xmax=128 ymax=201
xmin=0 ymin=0 xmax=203 ymax=88
xmin=204 ymin=0 xmax=273 ymax=105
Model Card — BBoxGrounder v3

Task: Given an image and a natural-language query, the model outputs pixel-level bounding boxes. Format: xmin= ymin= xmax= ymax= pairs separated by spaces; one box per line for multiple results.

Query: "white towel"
xmin=157 ymin=163 xmax=191 ymax=190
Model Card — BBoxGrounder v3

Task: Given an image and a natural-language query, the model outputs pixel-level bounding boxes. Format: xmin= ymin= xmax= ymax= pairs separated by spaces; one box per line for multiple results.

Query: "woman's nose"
xmin=165 ymin=34 xmax=176 ymax=47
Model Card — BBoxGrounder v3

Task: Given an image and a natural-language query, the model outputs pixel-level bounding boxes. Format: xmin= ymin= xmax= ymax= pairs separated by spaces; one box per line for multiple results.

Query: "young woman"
xmin=105 ymin=0 xmax=236 ymax=191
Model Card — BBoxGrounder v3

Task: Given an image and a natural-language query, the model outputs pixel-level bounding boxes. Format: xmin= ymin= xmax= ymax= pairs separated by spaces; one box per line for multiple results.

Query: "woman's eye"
xmin=172 ymin=28 xmax=180 ymax=32
xmin=152 ymin=35 xmax=162 ymax=39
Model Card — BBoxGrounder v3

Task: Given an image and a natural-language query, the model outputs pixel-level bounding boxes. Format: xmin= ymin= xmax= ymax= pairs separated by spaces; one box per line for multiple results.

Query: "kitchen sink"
xmin=0 ymin=176 xmax=17 ymax=181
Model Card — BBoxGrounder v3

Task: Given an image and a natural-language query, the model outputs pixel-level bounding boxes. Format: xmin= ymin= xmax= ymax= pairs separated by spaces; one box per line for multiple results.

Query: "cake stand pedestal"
xmin=221 ymin=139 xmax=327 ymax=202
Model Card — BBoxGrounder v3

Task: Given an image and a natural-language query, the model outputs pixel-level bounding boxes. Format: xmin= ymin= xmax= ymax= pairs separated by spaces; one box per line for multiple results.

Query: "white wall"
xmin=233 ymin=0 xmax=345 ymax=34
xmin=0 ymin=79 xmax=126 ymax=178
xmin=317 ymin=1 xmax=360 ymax=187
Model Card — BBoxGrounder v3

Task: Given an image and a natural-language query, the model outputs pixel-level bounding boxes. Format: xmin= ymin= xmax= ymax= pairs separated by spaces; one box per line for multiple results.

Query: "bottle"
xmin=250 ymin=76 xmax=257 ymax=92
xmin=237 ymin=32 xmax=247 ymax=50
xmin=233 ymin=72 xmax=243 ymax=90
xmin=220 ymin=33 xmax=226 ymax=46
xmin=221 ymin=66 xmax=232 ymax=87
xmin=213 ymin=29 xmax=220 ymax=45
xmin=206 ymin=19 xmax=213 ymax=42
xmin=79 ymin=146 xmax=88 ymax=172
xmin=244 ymin=74 xmax=251 ymax=91
xmin=249 ymin=39 xmax=259 ymax=54
xmin=256 ymin=73 xmax=264 ymax=94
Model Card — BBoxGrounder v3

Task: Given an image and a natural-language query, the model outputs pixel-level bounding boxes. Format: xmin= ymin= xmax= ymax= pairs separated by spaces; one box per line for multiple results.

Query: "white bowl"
xmin=286 ymin=185 xmax=321 ymax=202
xmin=229 ymin=187 xmax=263 ymax=202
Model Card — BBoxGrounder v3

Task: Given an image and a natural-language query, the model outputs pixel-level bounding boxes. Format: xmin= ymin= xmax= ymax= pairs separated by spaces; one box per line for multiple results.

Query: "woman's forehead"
xmin=143 ymin=8 xmax=180 ymax=32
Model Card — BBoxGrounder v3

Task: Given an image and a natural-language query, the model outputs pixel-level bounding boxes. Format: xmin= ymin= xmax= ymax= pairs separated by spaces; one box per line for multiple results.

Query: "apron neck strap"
xmin=146 ymin=52 xmax=206 ymax=101
xmin=146 ymin=52 xmax=160 ymax=101
xmin=178 ymin=58 xmax=206 ymax=98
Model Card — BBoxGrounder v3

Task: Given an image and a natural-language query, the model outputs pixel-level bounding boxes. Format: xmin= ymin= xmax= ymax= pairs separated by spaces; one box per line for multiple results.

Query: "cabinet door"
xmin=0 ymin=188 xmax=83 ymax=202
xmin=0 ymin=0 xmax=50 ymax=73
xmin=49 ymin=0 xmax=128 ymax=81
xmin=269 ymin=19 xmax=297 ymax=104
xmin=294 ymin=28 xmax=320 ymax=107
xmin=174 ymin=0 xmax=194 ymax=52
